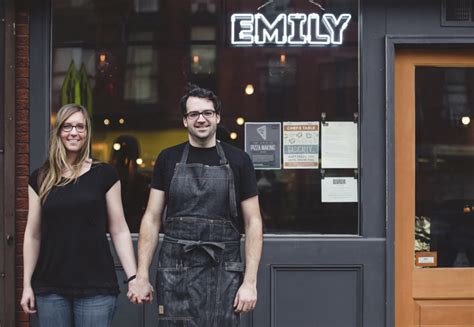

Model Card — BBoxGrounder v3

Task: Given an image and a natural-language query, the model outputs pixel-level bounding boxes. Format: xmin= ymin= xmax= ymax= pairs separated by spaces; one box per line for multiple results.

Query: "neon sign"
xmin=231 ymin=13 xmax=352 ymax=46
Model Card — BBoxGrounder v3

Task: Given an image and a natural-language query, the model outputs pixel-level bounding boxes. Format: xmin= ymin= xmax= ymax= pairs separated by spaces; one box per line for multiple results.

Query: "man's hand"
xmin=128 ymin=277 xmax=154 ymax=304
xmin=233 ymin=282 xmax=257 ymax=313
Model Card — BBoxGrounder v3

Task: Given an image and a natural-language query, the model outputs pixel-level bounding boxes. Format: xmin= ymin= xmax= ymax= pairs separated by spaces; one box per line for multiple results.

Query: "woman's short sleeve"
xmin=29 ymin=169 xmax=40 ymax=195
xmin=100 ymin=163 xmax=120 ymax=193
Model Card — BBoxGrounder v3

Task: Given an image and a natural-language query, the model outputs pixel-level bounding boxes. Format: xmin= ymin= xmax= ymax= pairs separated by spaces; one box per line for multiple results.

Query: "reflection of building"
xmin=3 ymin=0 xmax=474 ymax=326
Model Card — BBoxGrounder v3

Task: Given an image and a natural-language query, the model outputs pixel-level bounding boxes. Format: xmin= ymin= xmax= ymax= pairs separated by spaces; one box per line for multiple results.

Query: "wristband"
xmin=124 ymin=274 xmax=137 ymax=284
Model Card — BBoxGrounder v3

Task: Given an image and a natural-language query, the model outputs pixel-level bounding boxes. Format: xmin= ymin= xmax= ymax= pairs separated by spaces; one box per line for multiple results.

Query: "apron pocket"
xmin=224 ymin=261 xmax=245 ymax=273
xmin=156 ymin=267 xmax=191 ymax=320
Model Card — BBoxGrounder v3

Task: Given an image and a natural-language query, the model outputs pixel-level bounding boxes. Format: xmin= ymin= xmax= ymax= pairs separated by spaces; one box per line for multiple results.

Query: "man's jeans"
xmin=35 ymin=294 xmax=117 ymax=327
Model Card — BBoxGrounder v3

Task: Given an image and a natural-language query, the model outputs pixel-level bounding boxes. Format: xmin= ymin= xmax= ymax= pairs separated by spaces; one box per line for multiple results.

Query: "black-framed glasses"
xmin=184 ymin=110 xmax=216 ymax=120
xmin=62 ymin=123 xmax=86 ymax=133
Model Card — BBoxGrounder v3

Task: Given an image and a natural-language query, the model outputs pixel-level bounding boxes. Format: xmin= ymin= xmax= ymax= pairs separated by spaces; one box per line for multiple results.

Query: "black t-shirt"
xmin=151 ymin=142 xmax=258 ymax=231
xmin=29 ymin=162 xmax=120 ymax=296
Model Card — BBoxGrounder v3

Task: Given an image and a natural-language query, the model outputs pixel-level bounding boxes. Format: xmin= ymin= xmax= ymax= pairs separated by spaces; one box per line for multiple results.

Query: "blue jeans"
xmin=35 ymin=294 xmax=117 ymax=327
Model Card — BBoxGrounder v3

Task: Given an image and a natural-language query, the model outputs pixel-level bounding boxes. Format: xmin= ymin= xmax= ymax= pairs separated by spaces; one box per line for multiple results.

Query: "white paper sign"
xmin=321 ymin=177 xmax=358 ymax=203
xmin=321 ymin=121 xmax=357 ymax=168
xmin=283 ymin=121 xmax=319 ymax=169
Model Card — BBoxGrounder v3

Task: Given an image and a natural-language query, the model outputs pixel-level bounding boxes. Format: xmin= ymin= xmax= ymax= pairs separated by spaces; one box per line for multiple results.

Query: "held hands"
xmin=20 ymin=286 xmax=37 ymax=314
xmin=128 ymin=277 xmax=154 ymax=304
xmin=233 ymin=282 xmax=257 ymax=313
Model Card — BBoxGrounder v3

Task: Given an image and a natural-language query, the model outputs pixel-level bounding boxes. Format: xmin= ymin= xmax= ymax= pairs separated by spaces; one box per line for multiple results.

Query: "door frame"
xmin=386 ymin=36 xmax=474 ymax=327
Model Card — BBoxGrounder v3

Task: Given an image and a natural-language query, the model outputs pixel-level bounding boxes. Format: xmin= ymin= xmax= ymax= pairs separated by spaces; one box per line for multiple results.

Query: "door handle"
xmin=6 ymin=234 xmax=13 ymax=245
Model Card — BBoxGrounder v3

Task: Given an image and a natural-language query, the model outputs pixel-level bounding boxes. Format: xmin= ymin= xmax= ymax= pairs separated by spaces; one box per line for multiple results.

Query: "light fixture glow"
xmin=99 ymin=53 xmax=107 ymax=63
xmin=193 ymin=55 xmax=200 ymax=64
xmin=119 ymin=118 xmax=125 ymax=125
xmin=113 ymin=143 xmax=121 ymax=151
xmin=230 ymin=132 xmax=238 ymax=140
xmin=104 ymin=118 xmax=110 ymax=126
xmin=280 ymin=54 xmax=286 ymax=64
xmin=136 ymin=158 xmax=143 ymax=165
xmin=461 ymin=116 xmax=470 ymax=126
xmin=245 ymin=84 xmax=254 ymax=95
xmin=236 ymin=117 xmax=245 ymax=125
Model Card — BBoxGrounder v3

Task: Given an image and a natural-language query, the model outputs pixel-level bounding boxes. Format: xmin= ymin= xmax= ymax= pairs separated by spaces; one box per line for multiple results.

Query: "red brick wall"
xmin=15 ymin=6 xmax=30 ymax=327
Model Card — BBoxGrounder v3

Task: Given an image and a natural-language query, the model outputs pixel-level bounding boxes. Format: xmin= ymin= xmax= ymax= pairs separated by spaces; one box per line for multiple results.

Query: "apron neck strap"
xmin=179 ymin=141 xmax=228 ymax=165
xmin=216 ymin=141 xmax=228 ymax=165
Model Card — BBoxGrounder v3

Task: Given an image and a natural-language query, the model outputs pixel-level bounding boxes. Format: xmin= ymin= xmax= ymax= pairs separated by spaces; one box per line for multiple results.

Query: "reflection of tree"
xmin=415 ymin=215 xmax=431 ymax=252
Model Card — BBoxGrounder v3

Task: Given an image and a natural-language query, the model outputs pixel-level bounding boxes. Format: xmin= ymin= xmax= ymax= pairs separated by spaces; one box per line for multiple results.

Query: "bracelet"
xmin=124 ymin=274 xmax=137 ymax=284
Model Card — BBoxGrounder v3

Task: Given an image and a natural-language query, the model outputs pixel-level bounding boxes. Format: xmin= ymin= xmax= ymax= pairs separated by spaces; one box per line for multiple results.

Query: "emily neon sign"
xmin=231 ymin=13 xmax=352 ymax=46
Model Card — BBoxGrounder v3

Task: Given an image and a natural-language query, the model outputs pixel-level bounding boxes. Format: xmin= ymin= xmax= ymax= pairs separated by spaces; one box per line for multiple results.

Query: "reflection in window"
xmin=52 ymin=0 xmax=359 ymax=234
xmin=415 ymin=67 xmax=474 ymax=267
xmin=124 ymin=46 xmax=158 ymax=103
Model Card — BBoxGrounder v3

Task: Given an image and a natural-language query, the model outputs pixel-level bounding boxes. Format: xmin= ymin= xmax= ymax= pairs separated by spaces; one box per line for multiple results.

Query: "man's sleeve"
xmin=240 ymin=152 xmax=258 ymax=201
xmin=151 ymin=151 xmax=166 ymax=191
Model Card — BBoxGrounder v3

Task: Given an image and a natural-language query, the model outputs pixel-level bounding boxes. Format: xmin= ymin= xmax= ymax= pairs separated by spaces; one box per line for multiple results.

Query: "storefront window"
xmin=52 ymin=0 xmax=359 ymax=234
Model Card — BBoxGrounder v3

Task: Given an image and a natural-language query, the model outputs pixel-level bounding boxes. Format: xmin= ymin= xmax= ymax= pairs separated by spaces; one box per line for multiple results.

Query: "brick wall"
xmin=15 ymin=5 xmax=30 ymax=327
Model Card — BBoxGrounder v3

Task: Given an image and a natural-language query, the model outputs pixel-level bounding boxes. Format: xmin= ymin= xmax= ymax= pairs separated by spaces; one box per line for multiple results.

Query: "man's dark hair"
xmin=180 ymin=84 xmax=221 ymax=116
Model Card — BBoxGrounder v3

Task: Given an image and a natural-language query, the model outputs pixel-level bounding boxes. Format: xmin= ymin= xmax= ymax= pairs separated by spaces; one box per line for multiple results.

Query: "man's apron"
xmin=156 ymin=142 xmax=243 ymax=327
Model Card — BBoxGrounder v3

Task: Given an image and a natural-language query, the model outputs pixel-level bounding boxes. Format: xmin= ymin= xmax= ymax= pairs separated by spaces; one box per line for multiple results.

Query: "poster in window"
xmin=283 ymin=121 xmax=319 ymax=169
xmin=321 ymin=177 xmax=358 ymax=203
xmin=245 ymin=122 xmax=281 ymax=169
xmin=321 ymin=121 xmax=358 ymax=168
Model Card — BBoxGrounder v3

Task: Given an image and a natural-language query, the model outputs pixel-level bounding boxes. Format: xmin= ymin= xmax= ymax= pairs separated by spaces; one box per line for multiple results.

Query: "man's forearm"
xmin=137 ymin=213 xmax=161 ymax=280
xmin=243 ymin=217 xmax=263 ymax=285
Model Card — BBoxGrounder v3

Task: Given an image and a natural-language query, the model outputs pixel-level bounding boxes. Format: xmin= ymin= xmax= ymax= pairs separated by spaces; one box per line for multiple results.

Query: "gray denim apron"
xmin=156 ymin=142 xmax=243 ymax=327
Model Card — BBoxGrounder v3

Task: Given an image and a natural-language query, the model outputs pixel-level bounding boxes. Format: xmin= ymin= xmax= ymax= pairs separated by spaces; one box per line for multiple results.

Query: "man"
xmin=129 ymin=85 xmax=263 ymax=326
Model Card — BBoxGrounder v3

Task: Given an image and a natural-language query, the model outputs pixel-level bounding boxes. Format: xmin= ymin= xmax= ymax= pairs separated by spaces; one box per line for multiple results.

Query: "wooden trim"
xmin=413 ymin=269 xmax=474 ymax=299
xmin=2 ymin=0 xmax=15 ymax=326
xmin=394 ymin=49 xmax=416 ymax=327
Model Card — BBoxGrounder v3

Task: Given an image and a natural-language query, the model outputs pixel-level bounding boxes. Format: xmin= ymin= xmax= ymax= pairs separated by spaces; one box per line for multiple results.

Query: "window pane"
xmin=415 ymin=67 xmax=474 ymax=267
xmin=52 ymin=0 xmax=359 ymax=234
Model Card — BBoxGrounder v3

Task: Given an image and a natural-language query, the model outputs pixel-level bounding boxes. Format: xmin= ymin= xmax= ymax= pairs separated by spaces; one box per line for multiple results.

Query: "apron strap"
xmin=216 ymin=141 xmax=228 ymax=165
xmin=179 ymin=143 xmax=190 ymax=164
xmin=164 ymin=235 xmax=240 ymax=263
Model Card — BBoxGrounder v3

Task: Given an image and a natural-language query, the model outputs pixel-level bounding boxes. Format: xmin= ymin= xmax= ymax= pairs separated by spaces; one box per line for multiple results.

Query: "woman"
xmin=20 ymin=104 xmax=137 ymax=326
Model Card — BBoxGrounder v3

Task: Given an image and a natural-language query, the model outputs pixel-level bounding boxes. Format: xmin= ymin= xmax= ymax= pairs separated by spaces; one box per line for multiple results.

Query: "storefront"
xmin=2 ymin=0 xmax=474 ymax=326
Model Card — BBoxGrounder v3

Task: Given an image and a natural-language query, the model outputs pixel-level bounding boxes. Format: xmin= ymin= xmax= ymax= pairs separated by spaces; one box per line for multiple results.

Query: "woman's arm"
xmin=20 ymin=186 xmax=42 ymax=314
xmin=106 ymin=181 xmax=137 ymax=281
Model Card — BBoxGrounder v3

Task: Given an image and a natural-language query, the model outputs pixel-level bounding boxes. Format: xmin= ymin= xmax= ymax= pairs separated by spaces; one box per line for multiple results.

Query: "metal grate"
xmin=442 ymin=0 xmax=474 ymax=26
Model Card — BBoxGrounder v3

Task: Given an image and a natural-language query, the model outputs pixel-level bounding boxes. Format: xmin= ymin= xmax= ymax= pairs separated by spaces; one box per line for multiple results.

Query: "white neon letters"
xmin=231 ymin=13 xmax=352 ymax=46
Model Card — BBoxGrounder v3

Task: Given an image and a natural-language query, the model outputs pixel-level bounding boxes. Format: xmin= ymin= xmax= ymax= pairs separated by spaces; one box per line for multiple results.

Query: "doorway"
xmin=395 ymin=49 xmax=474 ymax=327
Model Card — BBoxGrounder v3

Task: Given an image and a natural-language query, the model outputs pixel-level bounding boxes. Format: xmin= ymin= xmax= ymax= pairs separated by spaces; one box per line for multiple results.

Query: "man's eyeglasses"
xmin=184 ymin=110 xmax=216 ymax=120
xmin=62 ymin=123 xmax=86 ymax=133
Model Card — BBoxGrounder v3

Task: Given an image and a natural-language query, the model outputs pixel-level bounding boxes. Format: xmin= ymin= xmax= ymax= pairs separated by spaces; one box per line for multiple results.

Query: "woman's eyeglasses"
xmin=61 ymin=123 xmax=86 ymax=133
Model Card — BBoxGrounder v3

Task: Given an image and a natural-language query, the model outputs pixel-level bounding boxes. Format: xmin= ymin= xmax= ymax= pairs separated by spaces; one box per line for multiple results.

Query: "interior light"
xmin=245 ymin=84 xmax=254 ymax=95
xmin=230 ymin=132 xmax=238 ymax=140
xmin=113 ymin=143 xmax=121 ymax=151
xmin=193 ymin=55 xmax=200 ymax=64
xmin=119 ymin=118 xmax=125 ymax=125
xmin=136 ymin=158 xmax=143 ymax=165
xmin=99 ymin=53 xmax=107 ymax=63
xmin=103 ymin=118 xmax=110 ymax=126
xmin=280 ymin=54 xmax=286 ymax=64
xmin=461 ymin=116 xmax=470 ymax=126
xmin=236 ymin=117 xmax=245 ymax=125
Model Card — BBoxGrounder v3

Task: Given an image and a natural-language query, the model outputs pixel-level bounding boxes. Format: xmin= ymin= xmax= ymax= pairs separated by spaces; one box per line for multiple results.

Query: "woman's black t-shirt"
xmin=29 ymin=162 xmax=120 ymax=297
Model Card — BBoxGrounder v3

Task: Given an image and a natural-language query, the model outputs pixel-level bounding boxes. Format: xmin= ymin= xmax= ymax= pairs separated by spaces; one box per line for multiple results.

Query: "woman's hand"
xmin=20 ymin=286 xmax=37 ymax=314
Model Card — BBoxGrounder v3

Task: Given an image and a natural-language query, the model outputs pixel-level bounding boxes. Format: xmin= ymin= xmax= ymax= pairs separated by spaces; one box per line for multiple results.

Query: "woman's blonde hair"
xmin=38 ymin=104 xmax=92 ymax=203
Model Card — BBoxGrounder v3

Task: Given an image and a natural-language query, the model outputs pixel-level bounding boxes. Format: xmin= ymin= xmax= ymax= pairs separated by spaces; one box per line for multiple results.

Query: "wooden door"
xmin=395 ymin=49 xmax=474 ymax=327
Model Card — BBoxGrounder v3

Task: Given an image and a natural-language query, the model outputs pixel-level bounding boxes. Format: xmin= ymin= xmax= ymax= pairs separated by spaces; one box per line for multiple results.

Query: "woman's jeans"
xmin=35 ymin=294 xmax=117 ymax=327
